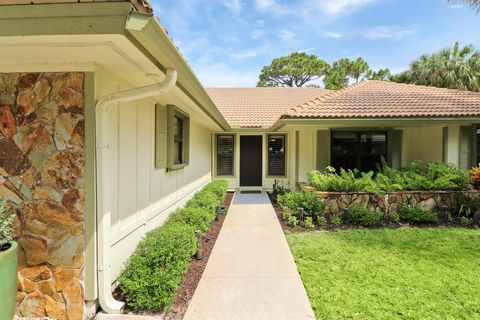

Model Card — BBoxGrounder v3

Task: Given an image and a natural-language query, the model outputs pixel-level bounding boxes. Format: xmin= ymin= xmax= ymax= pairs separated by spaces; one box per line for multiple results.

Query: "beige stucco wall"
xmin=217 ymin=123 xmax=469 ymax=190
xmin=94 ymin=69 xmax=213 ymax=282
xmin=402 ymin=125 xmax=444 ymax=164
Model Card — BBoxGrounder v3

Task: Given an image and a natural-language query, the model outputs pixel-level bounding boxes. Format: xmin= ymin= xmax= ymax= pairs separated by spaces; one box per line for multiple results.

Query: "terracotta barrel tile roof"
xmin=206 ymin=87 xmax=332 ymax=128
xmin=283 ymin=80 xmax=480 ymax=119
xmin=0 ymin=0 xmax=153 ymax=13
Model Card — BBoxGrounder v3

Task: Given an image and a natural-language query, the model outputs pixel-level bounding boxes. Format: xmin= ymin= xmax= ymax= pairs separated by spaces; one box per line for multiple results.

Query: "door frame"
xmin=239 ymin=135 xmax=263 ymax=187
xmin=211 ymin=132 xmax=290 ymax=189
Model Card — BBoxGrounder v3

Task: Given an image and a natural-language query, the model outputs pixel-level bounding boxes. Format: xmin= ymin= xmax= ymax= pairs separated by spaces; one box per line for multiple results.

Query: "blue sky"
xmin=151 ymin=0 xmax=480 ymax=87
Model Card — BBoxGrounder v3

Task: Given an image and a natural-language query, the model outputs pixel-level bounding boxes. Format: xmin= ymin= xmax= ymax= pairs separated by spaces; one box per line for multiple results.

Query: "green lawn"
xmin=286 ymin=228 xmax=480 ymax=319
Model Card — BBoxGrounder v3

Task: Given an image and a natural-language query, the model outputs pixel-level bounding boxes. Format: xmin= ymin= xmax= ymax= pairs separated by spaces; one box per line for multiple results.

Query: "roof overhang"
xmin=0 ymin=2 xmax=230 ymax=131
xmin=271 ymin=117 xmax=480 ymax=131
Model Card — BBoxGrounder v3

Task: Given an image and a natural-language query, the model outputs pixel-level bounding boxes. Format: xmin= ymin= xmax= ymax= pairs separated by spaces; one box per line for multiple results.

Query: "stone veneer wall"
xmin=313 ymin=189 xmax=480 ymax=218
xmin=0 ymin=73 xmax=85 ymax=319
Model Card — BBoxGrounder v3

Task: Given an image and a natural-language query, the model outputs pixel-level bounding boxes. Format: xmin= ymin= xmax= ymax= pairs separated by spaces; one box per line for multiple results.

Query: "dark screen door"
xmin=240 ymin=136 xmax=262 ymax=186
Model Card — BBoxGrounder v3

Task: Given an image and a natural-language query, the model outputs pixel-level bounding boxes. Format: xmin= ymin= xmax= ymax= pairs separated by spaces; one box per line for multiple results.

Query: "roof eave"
xmin=0 ymin=2 xmax=231 ymax=131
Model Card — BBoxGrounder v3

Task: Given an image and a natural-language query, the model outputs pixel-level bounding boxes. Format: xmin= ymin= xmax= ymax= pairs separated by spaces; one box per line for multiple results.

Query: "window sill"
xmin=168 ymin=163 xmax=188 ymax=171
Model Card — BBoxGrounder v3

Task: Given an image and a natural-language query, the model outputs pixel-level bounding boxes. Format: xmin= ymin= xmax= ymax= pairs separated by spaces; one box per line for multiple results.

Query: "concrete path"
xmin=183 ymin=192 xmax=315 ymax=320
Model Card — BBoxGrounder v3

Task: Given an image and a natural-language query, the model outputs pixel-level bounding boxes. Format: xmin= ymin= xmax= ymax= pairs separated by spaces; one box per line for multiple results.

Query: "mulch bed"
xmin=164 ymin=191 xmax=234 ymax=319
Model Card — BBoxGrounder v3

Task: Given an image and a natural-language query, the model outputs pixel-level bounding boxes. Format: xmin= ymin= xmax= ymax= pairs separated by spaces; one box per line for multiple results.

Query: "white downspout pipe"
xmin=95 ymin=69 xmax=177 ymax=314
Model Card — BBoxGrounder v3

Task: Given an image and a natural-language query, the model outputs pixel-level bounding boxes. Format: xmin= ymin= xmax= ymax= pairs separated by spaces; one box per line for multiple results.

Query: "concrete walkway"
xmin=183 ymin=192 xmax=315 ymax=320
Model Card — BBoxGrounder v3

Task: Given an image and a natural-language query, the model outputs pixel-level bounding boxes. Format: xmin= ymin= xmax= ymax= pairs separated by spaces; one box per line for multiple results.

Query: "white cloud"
xmin=224 ymin=0 xmax=242 ymax=12
xmin=314 ymin=0 xmax=374 ymax=15
xmin=321 ymin=31 xmax=344 ymax=38
xmin=254 ymin=0 xmax=287 ymax=14
xmin=362 ymin=26 xmax=417 ymax=39
xmin=279 ymin=30 xmax=295 ymax=42
xmin=298 ymin=47 xmax=316 ymax=53
xmin=231 ymin=49 xmax=263 ymax=59
xmin=251 ymin=29 xmax=265 ymax=39
xmin=192 ymin=54 xmax=258 ymax=86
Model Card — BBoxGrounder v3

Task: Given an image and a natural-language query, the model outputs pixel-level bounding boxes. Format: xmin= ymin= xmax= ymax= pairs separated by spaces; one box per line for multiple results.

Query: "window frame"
xmin=266 ymin=134 xmax=287 ymax=178
xmin=167 ymin=105 xmax=190 ymax=170
xmin=215 ymin=134 xmax=236 ymax=177
xmin=330 ymin=129 xmax=388 ymax=172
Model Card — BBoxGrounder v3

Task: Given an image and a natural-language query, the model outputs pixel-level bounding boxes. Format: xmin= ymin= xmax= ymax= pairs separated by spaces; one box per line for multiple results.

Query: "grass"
xmin=286 ymin=228 xmax=480 ymax=319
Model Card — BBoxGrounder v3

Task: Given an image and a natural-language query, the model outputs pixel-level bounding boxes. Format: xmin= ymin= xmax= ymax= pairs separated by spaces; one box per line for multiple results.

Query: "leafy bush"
xmin=470 ymin=167 xmax=480 ymax=189
xmin=277 ymin=189 xmax=324 ymax=218
xmin=118 ymin=223 xmax=198 ymax=311
xmin=284 ymin=212 xmax=298 ymax=227
xmin=331 ymin=215 xmax=342 ymax=226
xmin=304 ymin=217 xmax=315 ymax=229
xmin=398 ymin=204 xmax=438 ymax=224
xmin=187 ymin=190 xmax=220 ymax=211
xmin=317 ymin=216 xmax=328 ymax=227
xmin=346 ymin=203 xmax=384 ymax=227
xmin=167 ymin=207 xmax=215 ymax=234
xmin=309 ymin=161 xmax=470 ymax=193
xmin=0 ymin=199 xmax=14 ymax=245
xmin=461 ymin=217 xmax=472 ymax=227
xmin=118 ymin=180 xmax=228 ymax=312
xmin=202 ymin=180 xmax=228 ymax=202
xmin=457 ymin=194 xmax=480 ymax=218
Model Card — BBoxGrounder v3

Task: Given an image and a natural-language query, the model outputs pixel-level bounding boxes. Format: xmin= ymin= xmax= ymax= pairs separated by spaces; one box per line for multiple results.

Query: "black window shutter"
xmin=268 ymin=135 xmax=285 ymax=176
xmin=217 ymin=135 xmax=234 ymax=176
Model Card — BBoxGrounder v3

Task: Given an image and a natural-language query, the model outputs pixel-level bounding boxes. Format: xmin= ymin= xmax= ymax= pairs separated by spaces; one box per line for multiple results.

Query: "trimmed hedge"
xmin=118 ymin=180 xmax=228 ymax=312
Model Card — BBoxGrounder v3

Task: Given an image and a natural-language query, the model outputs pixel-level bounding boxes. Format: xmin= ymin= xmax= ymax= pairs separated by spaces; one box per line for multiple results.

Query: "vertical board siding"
xmin=96 ymin=71 xmax=212 ymax=278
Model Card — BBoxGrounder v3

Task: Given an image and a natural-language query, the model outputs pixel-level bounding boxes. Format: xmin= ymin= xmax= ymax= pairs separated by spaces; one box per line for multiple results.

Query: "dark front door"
xmin=240 ymin=136 xmax=262 ymax=186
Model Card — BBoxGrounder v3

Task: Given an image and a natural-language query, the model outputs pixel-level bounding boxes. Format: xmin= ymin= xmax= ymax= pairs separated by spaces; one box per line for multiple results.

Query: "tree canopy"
xmin=257 ymin=53 xmax=389 ymax=89
xmin=257 ymin=52 xmax=329 ymax=87
xmin=392 ymin=42 xmax=480 ymax=91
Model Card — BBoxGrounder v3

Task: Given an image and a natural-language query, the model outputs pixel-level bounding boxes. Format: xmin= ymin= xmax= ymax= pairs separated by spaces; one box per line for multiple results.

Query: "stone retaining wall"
xmin=0 ymin=72 xmax=85 ymax=319
xmin=307 ymin=187 xmax=480 ymax=218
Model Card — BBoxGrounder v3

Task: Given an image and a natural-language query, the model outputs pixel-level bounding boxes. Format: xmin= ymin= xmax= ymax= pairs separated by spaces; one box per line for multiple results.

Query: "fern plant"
xmin=0 ymin=199 xmax=14 ymax=246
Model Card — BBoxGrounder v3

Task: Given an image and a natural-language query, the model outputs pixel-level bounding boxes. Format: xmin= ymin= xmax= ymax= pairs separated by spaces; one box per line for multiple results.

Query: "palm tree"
xmin=393 ymin=42 xmax=480 ymax=91
xmin=448 ymin=0 xmax=480 ymax=12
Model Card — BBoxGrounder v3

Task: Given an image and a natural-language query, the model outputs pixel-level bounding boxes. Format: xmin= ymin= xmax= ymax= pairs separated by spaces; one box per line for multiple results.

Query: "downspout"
xmin=95 ymin=69 xmax=177 ymax=314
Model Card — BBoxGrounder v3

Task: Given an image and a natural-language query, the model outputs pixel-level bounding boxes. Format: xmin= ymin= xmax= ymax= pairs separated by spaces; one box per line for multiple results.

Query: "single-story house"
xmin=0 ymin=1 xmax=479 ymax=319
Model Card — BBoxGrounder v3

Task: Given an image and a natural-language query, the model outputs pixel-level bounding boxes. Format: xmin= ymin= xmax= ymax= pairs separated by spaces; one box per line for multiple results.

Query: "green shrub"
xmin=398 ymin=204 xmax=438 ymax=224
xmin=118 ymin=180 xmax=228 ymax=312
xmin=457 ymin=194 xmax=480 ymax=218
xmin=346 ymin=203 xmax=384 ymax=227
xmin=331 ymin=215 xmax=342 ymax=226
xmin=309 ymin=161 xmax=470 ymax=193
xmin=461 ymin=217 xmax=472 ymax=227
xmin=187 ymin=190 xmax=220 ymax=211
xmin=277 ymin=189 xmax=324 ymax=218
xmin=304 ymin=217 xmax=315 ymax=229
xmin=167 ymin=206 xmax=215 ymax=234
xmin=284 ymin=212 xmax=298 ymax=227
xmin=202 ymin=180 xmax=228 ymax=202
xmin=0 ymin=199 xmax=14 ymax=245
xmin=118 ymin=222 xmax=198 ymax=311
xmin=317 ymin=216 xmax=328 ymax=227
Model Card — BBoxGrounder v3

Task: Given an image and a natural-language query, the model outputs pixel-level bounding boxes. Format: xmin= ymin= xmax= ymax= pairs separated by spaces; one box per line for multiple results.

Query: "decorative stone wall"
xmin=311 ymin=188 xmax=480 ymax=218
xmin=0 ymin=73 xmax=85 ymax=319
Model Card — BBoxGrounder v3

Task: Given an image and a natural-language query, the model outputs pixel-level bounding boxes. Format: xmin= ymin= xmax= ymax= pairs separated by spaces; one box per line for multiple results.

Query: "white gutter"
xmin=95 ymin=69 xmax=177 ymax=314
